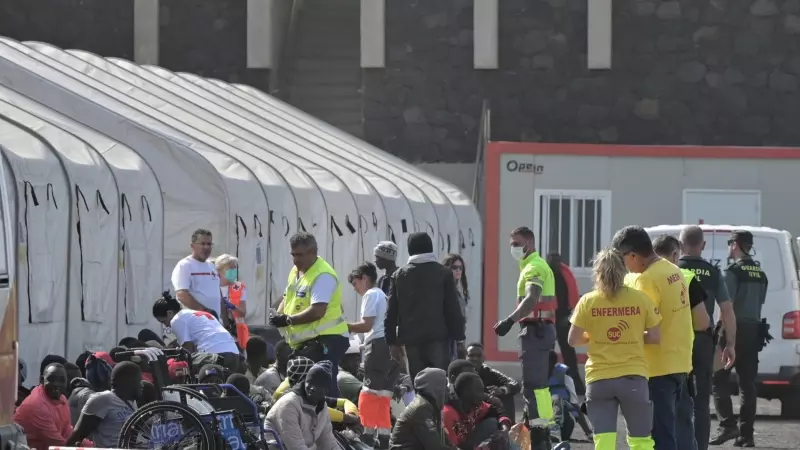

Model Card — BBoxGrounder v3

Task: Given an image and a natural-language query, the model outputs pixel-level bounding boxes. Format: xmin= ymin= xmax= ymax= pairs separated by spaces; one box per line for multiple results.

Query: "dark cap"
xmin=197 ymin=364 xmax=226 ymax=383
xmin=729 ymin=230 xmax=754 ymax=247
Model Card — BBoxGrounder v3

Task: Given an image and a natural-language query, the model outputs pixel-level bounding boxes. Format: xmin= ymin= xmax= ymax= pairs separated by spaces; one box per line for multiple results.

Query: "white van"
xmin=647 ymin=225 xmax=800 ymax=418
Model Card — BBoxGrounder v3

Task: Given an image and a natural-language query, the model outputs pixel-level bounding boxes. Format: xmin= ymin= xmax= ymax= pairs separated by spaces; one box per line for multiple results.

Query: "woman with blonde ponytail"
xmin=568 ymin=248 xmax=662 ymax=450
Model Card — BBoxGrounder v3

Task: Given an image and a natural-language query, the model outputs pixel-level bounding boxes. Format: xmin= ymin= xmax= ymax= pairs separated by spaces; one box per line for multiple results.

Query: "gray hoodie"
xmin=390 ymin=368 xmax=455 ymax=450
xmin=265 ymin=390 xmax=339 ymax=450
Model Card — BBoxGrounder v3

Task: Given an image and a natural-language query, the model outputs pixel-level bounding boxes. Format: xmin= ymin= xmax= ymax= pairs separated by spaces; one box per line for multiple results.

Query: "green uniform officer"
xmin=494 ymin=226 xmax=557 ymax=436
xmin=711 ymin=230 xmax=767 ymax=447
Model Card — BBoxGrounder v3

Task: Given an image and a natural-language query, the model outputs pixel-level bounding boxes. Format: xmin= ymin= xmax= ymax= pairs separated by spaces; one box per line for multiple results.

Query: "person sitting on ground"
xmin=68 ymin=352 xmax=115 ymax=425
xmin=338 ymin=343 xmax=364 ymax=405
xmin=256 ymin=339 xmax=291 ymax=394
xmin=466 ymin=343 xmax=521 ymax=423
xmin=64 ymin=362 xmax=82 ymax=391
xmin=266 ymin=361 xmax=341 ymax=450
xmin=447 ymin=360 xmax=477 ymax=401
xmin=198 ymin=364 xmax=227 ymax=396
xmin=389 ymin=367 xmax=455 ymax=450
xmin=139 ymin=381 xmax=158 ymax=406
xmin=548 ymin=351 xmax=593 ymax=442
xmin=244 ymin=336 xmax=272 ymax=383
xmin=75 ymin=351 xmax=92 ymax=378
xmin=443 ymin=372 xmax=512 ymax=450
xmin=66 ymin=361 xmax=143 ymax=448
xmin=15 ymin=363 xmax=87 ymax=449
xmin=152 ymin=290 xmax=242 ymax=373
xmin=16 ymin=360 xmax=30 ymax=407
xmin=274 ymin=357 xmax=361 ymax=427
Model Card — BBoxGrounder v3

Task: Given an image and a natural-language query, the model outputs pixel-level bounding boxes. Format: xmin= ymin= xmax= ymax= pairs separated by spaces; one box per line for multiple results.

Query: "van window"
xmin=791 ymin=238 xmax=800 ymax=280
xmin=649 ymin=231 xmax=785 ymax=291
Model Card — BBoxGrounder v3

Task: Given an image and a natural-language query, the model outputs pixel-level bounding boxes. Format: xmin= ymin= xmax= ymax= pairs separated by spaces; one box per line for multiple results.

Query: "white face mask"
xmin=510 ymin=246 xmax=526 ymax=260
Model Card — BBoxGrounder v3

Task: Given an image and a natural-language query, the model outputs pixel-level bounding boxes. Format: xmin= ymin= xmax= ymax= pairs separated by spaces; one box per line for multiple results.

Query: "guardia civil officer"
xmin=710 ymin=230 xmax=767 ymax=448
xmin=493 ymin=226 xmax=557 ymax=443
xmin=678 ymin=226 xmax=737 ymax=450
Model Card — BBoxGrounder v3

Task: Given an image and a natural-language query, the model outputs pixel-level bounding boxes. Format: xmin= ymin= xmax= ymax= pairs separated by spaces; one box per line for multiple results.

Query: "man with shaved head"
xmin=678 ymin=225 xmax=737 ymax=450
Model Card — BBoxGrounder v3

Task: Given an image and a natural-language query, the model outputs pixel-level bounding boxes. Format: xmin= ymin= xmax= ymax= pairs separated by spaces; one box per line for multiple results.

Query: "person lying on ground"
xmin=265 ymin=361 xmax=341 ymax=450
xmin=548 ymin=350 xmax=593 ymax=442
xmin=389 ymin=367 xmax=455 ymax=450
xmin=443 ymin=372 xmax=512 ymax=450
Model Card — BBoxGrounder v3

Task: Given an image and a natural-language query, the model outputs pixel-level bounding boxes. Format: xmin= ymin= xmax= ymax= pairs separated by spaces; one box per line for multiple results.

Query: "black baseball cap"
xmin=728 ymin=230 xmax=754 ymax=247
xmin=197 ymin=364 xmax=226 ymax=383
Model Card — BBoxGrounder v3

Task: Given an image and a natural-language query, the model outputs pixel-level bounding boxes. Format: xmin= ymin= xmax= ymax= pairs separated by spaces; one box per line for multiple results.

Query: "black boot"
xmin=529 ymin=426 xmax=551 ymax=450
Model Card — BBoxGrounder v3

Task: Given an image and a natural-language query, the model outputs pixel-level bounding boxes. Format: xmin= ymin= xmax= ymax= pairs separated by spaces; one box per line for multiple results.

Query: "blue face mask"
xmin=225 ymin=268 xmax=238 ymax=283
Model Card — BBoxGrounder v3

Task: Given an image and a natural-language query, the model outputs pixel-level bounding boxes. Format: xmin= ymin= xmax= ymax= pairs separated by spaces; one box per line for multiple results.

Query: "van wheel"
xmin=781 ymin=393 xmax=800 ymax=419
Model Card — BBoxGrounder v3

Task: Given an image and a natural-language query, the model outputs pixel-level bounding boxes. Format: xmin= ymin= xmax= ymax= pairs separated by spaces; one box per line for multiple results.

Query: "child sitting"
xmin=443 ymin=372 xmax=512 ymax=450
xmin=548 ymin=351 xmax=593 ymax=442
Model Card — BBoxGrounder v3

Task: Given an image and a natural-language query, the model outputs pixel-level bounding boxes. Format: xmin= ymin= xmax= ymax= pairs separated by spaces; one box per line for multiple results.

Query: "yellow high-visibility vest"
xmin=283 ymin=257 xmax=348 ymax=348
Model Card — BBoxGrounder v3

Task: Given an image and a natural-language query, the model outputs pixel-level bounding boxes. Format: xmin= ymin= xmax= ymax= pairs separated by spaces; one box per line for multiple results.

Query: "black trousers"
xmin=405 ymin=340 xmax=451 ymax=381
xmin=712 ymin=322 xmax=760 ymax=438
xmin=556 ymin=318 xmax=586 ymax=395
xmin=692 ymin=332 xmax=715 ymax=450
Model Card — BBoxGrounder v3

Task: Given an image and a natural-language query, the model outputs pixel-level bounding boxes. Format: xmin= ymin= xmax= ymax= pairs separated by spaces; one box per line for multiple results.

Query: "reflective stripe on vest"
xmin=229 ymin=283 xmax=247 ymax=325
xmin=229 ymin=282 xmax=249 ymax=349
xmin=680 ymin=268 xmax=695 ymax=284
xmin=283 ymin=257 xmax=348 ymax=347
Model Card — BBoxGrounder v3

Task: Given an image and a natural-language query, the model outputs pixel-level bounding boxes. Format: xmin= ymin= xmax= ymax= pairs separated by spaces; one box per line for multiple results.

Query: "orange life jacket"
xmin=228 ymin=282 xmax=249 ymax=349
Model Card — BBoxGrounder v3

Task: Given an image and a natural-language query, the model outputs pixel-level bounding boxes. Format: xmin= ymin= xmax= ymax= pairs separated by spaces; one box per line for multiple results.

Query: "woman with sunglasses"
xmin=443 ymin=254 xmax=469 ymax=359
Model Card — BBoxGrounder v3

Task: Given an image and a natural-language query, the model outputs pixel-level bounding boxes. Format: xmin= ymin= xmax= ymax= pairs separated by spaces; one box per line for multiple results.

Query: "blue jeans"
xmin=676 ymin=375 xmax=698 ymax=450
xmin=316 ymin=335 xmax=350 ymax=397
xmin=649 ymin=373 xmax=687 ymax=450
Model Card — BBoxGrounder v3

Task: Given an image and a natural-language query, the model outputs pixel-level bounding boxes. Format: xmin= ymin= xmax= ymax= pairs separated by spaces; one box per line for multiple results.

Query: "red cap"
xmin=93 ymin=352 xmax=115 ymax=367
xmin=168 ymin=359 xmax=189 ymax=380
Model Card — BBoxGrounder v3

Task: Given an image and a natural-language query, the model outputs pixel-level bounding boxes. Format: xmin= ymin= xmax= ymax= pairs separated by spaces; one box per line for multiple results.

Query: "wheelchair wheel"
xmin=118 ymin=400 xmax=215 ymax=449
xmin=161 ymin=386 xmax=215 ymax=414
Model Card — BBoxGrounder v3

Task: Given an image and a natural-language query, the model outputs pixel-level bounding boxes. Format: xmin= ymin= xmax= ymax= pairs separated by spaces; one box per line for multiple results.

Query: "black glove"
xmin=493 ymin=317 xmax=515 ymax=337
xmin=269 ymin=313 xmax=291 ymax=328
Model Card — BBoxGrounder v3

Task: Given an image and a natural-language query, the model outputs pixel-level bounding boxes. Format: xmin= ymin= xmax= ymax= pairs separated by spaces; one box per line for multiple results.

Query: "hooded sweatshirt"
xmin=390 ymin=368 xmax=455 ymax=450
xmin=385 ymin=233 xmax=465 ymax=346
xmin=265 ymin=363 xmax=339 ymax=450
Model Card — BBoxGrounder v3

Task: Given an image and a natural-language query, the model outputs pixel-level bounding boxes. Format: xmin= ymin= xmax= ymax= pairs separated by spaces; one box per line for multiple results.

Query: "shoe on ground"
xmin=709 ymin=427 xmax=740 ymax=445
xmin=733 ymin=435 xmax=755 ymax=447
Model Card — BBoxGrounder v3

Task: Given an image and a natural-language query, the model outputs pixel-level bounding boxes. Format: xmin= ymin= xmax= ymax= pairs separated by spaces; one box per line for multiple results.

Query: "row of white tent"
xmin=0 ymin=38 xmax=483 ymax=376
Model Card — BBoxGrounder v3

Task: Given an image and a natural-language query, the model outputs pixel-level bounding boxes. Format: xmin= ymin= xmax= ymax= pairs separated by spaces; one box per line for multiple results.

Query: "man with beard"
xmin=374 ymin=241 xmax=399 ymax=296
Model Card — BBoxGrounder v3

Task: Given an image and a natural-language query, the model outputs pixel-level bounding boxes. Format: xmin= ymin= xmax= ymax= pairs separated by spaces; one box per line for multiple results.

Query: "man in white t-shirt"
xmin=171 ymin=229 xmax=226 ymax=325
xmin=153 ymin=291 xmax=241 ymax=373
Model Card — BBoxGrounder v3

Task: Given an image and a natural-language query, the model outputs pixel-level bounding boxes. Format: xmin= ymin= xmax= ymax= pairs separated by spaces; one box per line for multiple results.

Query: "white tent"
xmin=0 ymin=35 xmax=485 ymax=363
xmin=0 ymin=86 xmax=164 ymax=343
xmin=24 ymin=41 xmax=278 ymax=325
xmin=67 ymin=50 xmax=387 ymax=319
xmin=159 ymin=69 xmax=424 ymax=266
xmin=224 ymin=83 xmax=484 ymax=343
xmin=0 ymin=37 xmax=235 ymax=292
xmin=0 ymin=118 xmax=71 ymax=379
xmin=0 ymin=102 xmax=121 ymax=361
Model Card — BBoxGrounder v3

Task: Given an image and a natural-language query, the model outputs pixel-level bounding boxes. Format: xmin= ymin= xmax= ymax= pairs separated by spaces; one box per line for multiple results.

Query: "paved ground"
xmin=517 ymin=398 xmax=799 ymax=449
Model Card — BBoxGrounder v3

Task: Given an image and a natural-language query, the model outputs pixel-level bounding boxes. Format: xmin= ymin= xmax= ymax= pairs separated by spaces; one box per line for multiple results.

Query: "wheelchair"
xmin=113 ymin=347 xmax=286 ymax=449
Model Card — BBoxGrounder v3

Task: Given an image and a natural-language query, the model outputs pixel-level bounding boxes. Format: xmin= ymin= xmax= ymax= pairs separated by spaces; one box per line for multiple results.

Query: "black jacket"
xmin=391 ymin=383 xmax=454 ymax=450
xmin=476 ymin=365 xmax=521 ymax=396
xmin=385 ymin=256 xmax=465 ymax=346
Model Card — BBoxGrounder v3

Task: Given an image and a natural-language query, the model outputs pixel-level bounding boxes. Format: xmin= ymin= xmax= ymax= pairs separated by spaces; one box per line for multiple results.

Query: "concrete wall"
xmin=364 ymin=0 xmax=800 ymax=163
xmin=0 ymin=0 xmax=271 ymax=92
